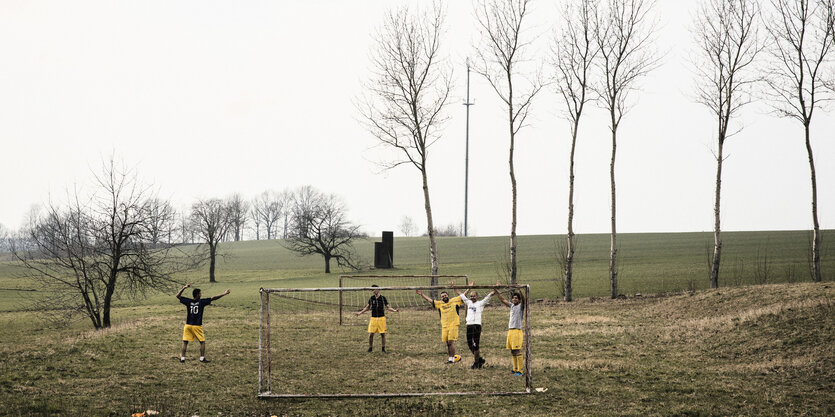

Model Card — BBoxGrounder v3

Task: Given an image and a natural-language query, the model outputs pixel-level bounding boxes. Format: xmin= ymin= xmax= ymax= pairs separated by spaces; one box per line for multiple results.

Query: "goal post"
xmin=258 ymin=283 xmax=532 ymax=398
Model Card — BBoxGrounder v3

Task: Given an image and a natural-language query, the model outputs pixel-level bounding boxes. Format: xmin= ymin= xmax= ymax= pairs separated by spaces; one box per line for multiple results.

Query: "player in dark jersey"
xmin=355 ymin=284 xmax=398 ymax=352
xmin=176 ymin=283 xmax=230 ymax=363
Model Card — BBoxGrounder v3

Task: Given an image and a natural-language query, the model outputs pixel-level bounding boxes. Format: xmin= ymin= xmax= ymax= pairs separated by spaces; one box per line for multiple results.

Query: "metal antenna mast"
xmin=463 ymin=60 xmax=475 ymax=237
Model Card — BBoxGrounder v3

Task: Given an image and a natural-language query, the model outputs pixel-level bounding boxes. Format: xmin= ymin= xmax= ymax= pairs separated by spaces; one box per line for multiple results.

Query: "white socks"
xmin=200 ymin=356 xmax=205 ymax=361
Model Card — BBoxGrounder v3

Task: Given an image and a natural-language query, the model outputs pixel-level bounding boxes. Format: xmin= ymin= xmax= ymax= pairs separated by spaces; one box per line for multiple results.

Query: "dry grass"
xmin=0 ymin=282 xmax=832 ymax=416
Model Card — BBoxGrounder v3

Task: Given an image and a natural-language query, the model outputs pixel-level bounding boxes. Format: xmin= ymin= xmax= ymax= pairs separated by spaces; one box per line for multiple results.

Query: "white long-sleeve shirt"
xmin=460 ymin=293 xmax=492 ymax=326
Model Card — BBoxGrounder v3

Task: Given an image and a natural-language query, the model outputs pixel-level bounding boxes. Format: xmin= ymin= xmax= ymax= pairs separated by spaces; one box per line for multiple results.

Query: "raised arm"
xmin=456 ymin=280 xmax=474 ymax=296
xmin=415 ymin=290 xmax=434 ymax=306
xmin=175 ymin=283 xmax=190 ymax=298
xmin=494 ymin=290 xmax=510 ymax=307
xmin=211 ymin=289 xmax=230 ymax=301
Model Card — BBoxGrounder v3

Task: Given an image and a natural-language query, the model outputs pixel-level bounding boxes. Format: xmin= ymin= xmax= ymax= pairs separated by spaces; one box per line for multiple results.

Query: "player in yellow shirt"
xmin=416 ymin=285 xmax=469 ymax=364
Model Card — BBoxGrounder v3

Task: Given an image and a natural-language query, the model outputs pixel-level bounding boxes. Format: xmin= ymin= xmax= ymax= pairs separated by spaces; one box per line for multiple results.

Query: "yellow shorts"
xmin=183 ymin=325 xmax=205 ymax=342
xmin=441 ymin=325 xmax=459 ymax=342
xmin=367 ymin=317 xmax=387 ymax=334
xmin=506 ymin=328 xmax=523 ymax=350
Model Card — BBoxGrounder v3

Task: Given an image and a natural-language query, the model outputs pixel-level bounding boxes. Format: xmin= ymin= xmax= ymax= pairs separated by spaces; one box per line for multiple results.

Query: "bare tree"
xmin=764 ymin=0 xmax=835 ymax=282
xmin=359 ymin=2 xmax=451 ymax=282
xmin=595 ymin=0 xmax=660 ymax=298
xmin=249 ymin=203 xmax=262 ymax=240
xmin=693 ymin=0 xmax=762 ymax=289
xmin=552 ymin=0 xmax=600 ymax=301
xmin=179 ymin=211 xmax=194 ymax=244
xmin=0 ymin=223 xmax=9 ymax=253
xmin=284 ymin=186 xmax=364 ymax=273
xmin=146 ymin=198 xmax=176 ymax=246
xmin=226 ymin=193 xmax=249 ymax=242
xmin=433 ymin=223 xmax=462 ymax=237
xmin=14 ymin=158 xmax=195 ymax=329
xmin=280 ymin=191 xmax=292 ymax=239
xmin=399 ymin=215 xmax=416 ymax=237
xmin=191 ymin=198 xmax=232 ymax=283
xmin=252 ymin=190 xmax=285 ymax=240
xmin=474 ymin=0 xmax=544 ymax=285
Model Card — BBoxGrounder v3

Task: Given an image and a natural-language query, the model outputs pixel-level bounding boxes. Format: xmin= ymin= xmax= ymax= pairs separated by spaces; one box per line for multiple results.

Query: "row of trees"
xmin=8 ymin=159 xmax=364 ymax=329
xmin=117 ymin=190 xmax=291 ymax=247
xmin=361 ymin=0 xmax=834 ymax=300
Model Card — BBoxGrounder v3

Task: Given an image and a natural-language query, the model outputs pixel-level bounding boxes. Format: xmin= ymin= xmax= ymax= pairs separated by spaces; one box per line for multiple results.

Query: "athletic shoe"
xmin=478 ymin=357 xmax=486 ymax=365
xmin=514 ymin=371 xmax=524 ymax=376
xmin=199 ymin=358 xmax=210 ymax=363
xmin=381 ymin=347 xmax=387 ymax=353
xmin=179 ymin=358 xmax=185 ymax=363
xmin=367 ymin=347 xmax=373 ymax=353
xmin=471 ymin=362 xmax=478 ymax=369
xmin=453 ymin=355 xmax=461 ymax=363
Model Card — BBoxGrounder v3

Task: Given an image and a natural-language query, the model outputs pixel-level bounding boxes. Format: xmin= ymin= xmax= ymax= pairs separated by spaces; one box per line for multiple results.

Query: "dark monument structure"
xmin=373 ymin=231 xmax=394 ymax=269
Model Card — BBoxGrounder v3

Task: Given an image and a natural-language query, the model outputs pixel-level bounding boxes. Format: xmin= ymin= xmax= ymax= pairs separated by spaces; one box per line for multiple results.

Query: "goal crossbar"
xmin=257 ymin=390 xmax=531 ymax=399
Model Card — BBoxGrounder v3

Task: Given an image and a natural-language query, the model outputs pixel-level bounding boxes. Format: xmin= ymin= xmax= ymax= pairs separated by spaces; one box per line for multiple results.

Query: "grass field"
xmin=0 ymin=231 xmax=833 ymax=416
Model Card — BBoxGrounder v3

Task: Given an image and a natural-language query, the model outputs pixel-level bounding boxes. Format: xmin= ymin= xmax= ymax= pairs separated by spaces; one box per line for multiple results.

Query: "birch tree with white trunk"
xmin=359 ymin=2 xmax=451 ymax=283
xmin=692 ymin=0 xmax=762 ymax=289
xmin=552 ymin=0 xmax=599 ymax=301
xmin=594 ymin=0 xmax=660 ymax=298
xmin=474 ymin=0 xmax=543 ymax=285
xmin=763 ymin=0 xmax=834 ymax=282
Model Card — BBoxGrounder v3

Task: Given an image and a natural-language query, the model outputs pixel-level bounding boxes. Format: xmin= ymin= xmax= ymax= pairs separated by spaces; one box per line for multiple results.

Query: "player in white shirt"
xmin=456 ymin=281 xmax=496 ymax=369
xmin=495 ymin=290 xmax=526 ymax=376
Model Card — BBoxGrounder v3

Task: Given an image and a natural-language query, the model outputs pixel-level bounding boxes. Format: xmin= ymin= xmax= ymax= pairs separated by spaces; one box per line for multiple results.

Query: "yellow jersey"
xmin=433 ymin=298 xmax=463 ymax=327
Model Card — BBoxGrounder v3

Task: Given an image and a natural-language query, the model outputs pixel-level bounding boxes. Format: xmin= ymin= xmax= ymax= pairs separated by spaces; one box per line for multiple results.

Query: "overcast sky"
xmin=1 ymin=0 xmax=832 ymax=238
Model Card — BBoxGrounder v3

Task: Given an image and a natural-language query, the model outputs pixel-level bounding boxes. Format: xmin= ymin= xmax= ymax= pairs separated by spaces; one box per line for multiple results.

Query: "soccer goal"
xmin=258 ymin=282 xmax=532 ymax=398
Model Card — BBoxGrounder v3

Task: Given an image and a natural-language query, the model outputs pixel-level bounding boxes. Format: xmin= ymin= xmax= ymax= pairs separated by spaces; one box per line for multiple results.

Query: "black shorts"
xmin=466 ymin=324 xmax=482 ymax=352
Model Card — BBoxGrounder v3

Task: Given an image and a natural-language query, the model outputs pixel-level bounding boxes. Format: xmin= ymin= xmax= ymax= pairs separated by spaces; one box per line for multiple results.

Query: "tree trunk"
xmin=422 ymin=167 xmax=439 ymax=298
xmin=102 ymin=270 xmax=118 ymax=328
xmin=422 ymin=168 xmax=439 ymax=277
xmin=83 ymin=291 xmax=102 ymax=329
xmin=103 ymin=285 xmax=113 ymax=328
xmin=609 ymin=123 xmax=618 ymax=299
xmin=508 ymin=89 xmax=518 ymax=285
xmin=209 ymin=244 xmax=217 ymax=283
xmin=509 ymin=147 xmax=518 ymax=285
xmin=565 ymin=119 xmax=579 ymax=302
xmin=711 ymin=140 xmax=724 ymax=288
xmin=324 ymin=254 xmax=331 ymax=274
xmin=805 ymin=123 xmax=821 ymax=282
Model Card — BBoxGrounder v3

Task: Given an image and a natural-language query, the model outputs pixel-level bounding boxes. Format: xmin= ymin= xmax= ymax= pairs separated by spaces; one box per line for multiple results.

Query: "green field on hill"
xmin=0 ymin=231 xmax=832 ymax=416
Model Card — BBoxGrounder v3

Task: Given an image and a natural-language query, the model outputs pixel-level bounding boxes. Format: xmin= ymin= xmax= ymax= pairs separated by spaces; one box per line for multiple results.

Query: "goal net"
xmin=258 ymin=280 xmax=532 ymax=398
xmin=337 ymin=275 xmax=468 ymax=325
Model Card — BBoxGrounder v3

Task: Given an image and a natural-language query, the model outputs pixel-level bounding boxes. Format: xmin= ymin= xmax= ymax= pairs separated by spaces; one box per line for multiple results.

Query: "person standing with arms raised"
xmin=417 ymin=280 xmax=469 ymax=364
xmin=175 ymin=283 xmax=230 ymax=363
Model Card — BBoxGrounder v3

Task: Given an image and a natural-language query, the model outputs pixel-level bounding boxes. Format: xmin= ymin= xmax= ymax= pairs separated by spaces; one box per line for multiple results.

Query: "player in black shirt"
xmin=355 ymin=284 xmax=398 ymax=352
xmin=176 ymin=283 xmax=230 ymax=363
